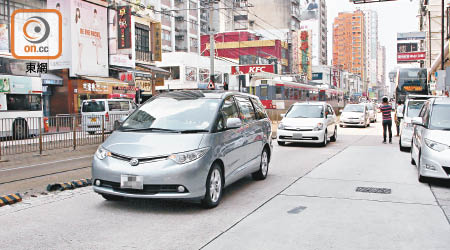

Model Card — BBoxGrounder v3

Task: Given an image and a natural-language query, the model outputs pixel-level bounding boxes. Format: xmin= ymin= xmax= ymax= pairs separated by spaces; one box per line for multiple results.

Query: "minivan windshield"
xmin=82 ymin=101 xmax=105 ymax=112
xmin=343 ymin=104 xmax=364 ymax=113
xmin=121 ymin=97 xmax=221 ymax=131
xmin=406 ymin=100 xmax=424 ymax=118
xmin=286 ymin=105 xmax=324 ymax=118
xmin=430 ymin=104 xmax=450 ymax=130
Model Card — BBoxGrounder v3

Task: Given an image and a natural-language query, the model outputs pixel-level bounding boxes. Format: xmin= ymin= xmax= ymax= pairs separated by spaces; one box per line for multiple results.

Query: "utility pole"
xmin=209 ymin=0 xmax=215 ymax=89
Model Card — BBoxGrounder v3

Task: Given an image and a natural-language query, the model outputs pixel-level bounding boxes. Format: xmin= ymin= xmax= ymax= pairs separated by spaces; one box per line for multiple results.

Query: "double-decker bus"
xmin=0 ymin=75 xmax=43 ymax=139
xmin=395 ymin=68 xmax=429 ymax=103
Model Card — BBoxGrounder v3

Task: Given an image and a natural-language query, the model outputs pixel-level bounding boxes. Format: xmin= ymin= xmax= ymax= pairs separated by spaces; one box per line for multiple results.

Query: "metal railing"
xmin=0 ymin=113 xmax=127 ymax=160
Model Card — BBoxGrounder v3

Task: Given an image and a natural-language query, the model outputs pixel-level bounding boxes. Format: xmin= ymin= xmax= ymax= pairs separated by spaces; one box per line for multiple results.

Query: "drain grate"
xmin=356 ymin=187 xmax=391 ymax=194
xmin=287 ymin=206 xmax=307 ymax=214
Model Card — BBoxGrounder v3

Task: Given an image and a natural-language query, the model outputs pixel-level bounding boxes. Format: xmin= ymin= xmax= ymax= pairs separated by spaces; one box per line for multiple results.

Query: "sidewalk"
xmin=204 ymin=121 xmax=450 ymax=250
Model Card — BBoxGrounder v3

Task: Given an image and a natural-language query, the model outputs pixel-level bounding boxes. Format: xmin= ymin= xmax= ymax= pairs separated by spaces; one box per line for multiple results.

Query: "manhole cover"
xmin=287 ymin=206 xmax=307 ymax=214
xmin=356 ymin=187 xmax=391 ymax=194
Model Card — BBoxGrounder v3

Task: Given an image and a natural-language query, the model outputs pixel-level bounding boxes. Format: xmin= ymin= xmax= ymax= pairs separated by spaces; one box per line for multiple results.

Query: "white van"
xmin=81 ymin=99 xmax=136 ymax=134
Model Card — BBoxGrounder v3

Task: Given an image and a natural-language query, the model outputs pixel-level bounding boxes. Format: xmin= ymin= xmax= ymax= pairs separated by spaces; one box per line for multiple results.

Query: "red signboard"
xmin=397 ymin=52 xmax=426 ymax=62
xmin=231 ymin=65 xmax=275 ymax=75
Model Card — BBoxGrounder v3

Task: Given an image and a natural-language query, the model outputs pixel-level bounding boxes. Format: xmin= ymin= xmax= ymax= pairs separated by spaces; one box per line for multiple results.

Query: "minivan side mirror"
xmin=280 ymin=113 xmax=285 ymax=118
xmin=411 ymin=117 xmax=423 ymax=126
xmin=226 ymin=118 xmax=242 ymax=129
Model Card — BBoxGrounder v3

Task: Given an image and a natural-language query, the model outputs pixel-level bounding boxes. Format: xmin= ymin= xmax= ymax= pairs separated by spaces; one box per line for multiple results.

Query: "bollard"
xmin=39 ymin=117 xmax=43 ymax=155
xmin=72 ymin=115 xmax=77 ymax=150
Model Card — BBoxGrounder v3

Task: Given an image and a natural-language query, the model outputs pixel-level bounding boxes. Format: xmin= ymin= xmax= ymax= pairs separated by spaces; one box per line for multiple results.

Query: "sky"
xmin=327 ymin=0 xmax=421 ymax=85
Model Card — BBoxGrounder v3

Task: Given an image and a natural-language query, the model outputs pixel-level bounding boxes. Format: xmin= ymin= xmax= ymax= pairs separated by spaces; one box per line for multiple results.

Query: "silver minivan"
xmin=92 ymin=91 xmax=272 ymax=208
xmin=81 ymin=99 xmax=136 ymax=134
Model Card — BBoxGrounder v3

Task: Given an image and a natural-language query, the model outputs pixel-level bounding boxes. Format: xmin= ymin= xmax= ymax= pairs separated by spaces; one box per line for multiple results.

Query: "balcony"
xmin=136 ymin=50 xmax=152 ymax=62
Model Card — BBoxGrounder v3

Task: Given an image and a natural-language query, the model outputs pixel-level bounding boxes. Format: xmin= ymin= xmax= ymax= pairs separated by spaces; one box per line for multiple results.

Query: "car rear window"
xmin=82 ymin=101 xmax=105 ymax=112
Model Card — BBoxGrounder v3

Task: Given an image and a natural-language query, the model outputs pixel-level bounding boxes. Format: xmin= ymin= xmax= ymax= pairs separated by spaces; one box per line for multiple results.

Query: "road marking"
xmin=0 ymin=155 xmax=93 ymax=172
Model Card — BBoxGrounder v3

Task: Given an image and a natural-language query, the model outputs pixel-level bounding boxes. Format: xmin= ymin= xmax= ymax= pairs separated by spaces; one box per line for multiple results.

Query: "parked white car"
xmin=81 ymin=99 xmax=137 ymax=134
xmin=411 ymin=98 xmax=450 ymax=182
xmin=399 ymin=95 xmax=434 ymax=152
xmin=277 ymin=102 xmax=337 ymax=147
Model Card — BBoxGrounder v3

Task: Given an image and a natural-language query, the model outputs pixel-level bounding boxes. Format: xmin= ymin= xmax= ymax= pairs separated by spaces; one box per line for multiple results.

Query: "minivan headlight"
xmin=278 ymin=123 xmax=286 ymax=130
xmin=95 ymin=146 xmax=111 ymax=160
xmin=424 ymin=139 xmax=449 ymax=152
xmin=169 ymin=147 xmax=210 ymax=164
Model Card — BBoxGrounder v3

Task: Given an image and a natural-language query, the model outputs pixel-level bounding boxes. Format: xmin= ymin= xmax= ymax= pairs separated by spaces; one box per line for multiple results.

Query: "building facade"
xmin=363 ymin=10 xmax=378 ymax=91
xmin=332 ymin=10 xmax=366 ymax=94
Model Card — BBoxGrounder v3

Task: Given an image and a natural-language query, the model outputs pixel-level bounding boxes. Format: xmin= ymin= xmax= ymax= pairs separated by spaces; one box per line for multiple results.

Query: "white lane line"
xmin=0 ymin=155 xmax=93 ymax=172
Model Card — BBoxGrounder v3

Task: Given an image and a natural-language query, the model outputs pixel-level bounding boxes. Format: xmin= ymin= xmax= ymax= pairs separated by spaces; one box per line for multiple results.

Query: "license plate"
xmin=120 ymin=175 xmax=143 ymax=190
xmin=292 ymin=133 xmax=303 ymax=139
xmin=91 ymin=117 xmax=97 ymax=122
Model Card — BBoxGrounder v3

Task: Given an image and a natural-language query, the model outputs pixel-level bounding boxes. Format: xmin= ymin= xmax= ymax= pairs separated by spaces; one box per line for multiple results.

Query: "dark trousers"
xmin=396 ymin=118 xmax=402 ymax=135
xmin=383 ymin=120 xmax=392 ymax=141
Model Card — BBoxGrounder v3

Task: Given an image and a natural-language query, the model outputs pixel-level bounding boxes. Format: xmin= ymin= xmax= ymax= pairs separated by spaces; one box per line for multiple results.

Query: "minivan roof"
xmin=155 ymin=90 xmax=258 ymax=100
xmin=83 ymin=99 xmax=131 ymax=102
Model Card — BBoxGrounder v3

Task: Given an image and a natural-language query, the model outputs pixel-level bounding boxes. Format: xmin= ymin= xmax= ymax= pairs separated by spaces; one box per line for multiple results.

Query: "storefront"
xmin=73 ymin=77 xmax=129 ymax=113
xmin=41 ymin=74 xmax=63 ymax=117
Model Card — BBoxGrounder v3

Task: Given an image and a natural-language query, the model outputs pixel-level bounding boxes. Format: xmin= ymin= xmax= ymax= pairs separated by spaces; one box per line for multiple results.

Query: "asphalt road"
xmin=0 ymin=117 xmax=449 ymax=250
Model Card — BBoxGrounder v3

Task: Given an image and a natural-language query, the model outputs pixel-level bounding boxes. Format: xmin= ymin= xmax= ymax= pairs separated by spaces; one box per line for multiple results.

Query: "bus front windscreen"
xmin=397 ymin=68 xmax=427 ymax=92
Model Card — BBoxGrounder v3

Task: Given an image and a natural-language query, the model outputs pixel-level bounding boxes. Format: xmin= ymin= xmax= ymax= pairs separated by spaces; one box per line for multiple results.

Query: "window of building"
xmin=161 ymin=66 xmax=180 ymax=80
xmin=190 ymin=1 xmax=197 ymax=17
xmin=135 ymin=26 xmax=150 ymax=52
xmin=190 ymin=37 xmax=198 ymax=51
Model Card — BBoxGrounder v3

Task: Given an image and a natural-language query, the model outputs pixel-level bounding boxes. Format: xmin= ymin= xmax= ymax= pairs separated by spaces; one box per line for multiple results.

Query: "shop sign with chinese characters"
xmin=78 ymin=81 xmax=109 ymax=94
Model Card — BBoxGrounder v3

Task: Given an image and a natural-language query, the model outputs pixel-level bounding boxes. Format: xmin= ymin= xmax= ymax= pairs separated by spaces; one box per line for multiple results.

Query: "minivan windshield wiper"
xmin=119 ymin=127 xmax=179 ymax=133
xmin=179 ymin=129 xmax=210 ymax=133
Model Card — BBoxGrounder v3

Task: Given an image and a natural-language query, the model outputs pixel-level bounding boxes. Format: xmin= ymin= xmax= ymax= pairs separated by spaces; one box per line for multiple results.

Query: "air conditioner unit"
xmin=175 ymin=16 xmax=184 ymax=22
xmin=175 ymin=35 xmax=185 ymax=40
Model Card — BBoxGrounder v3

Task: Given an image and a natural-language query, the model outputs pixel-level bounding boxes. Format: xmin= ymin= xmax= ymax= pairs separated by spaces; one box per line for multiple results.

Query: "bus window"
xmin=6 ymin=94 xmax=42 ymax=111
xmin=275 ymin=86 xmax=282 ymax=100
xmin=260 ymin=86 xmax=268 ymax=98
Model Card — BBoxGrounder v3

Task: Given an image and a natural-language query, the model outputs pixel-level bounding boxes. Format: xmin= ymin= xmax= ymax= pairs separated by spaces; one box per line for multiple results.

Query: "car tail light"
xmin=105 ymin=112 xmax=109 ymax=122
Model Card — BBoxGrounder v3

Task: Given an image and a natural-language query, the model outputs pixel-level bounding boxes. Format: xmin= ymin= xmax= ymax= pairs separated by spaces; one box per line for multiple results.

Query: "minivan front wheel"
xmin=252 ymin=148 xmax=269 ymax=180
xmin=201 ymin=164 xmax=223 ymax=208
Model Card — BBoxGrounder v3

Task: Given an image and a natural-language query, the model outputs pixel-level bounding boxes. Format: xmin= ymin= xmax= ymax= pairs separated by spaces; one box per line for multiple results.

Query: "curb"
xmin=47 ymin=179 xmax=92 ymax=192
xmin=0 ymin=193 xmax=22 ymax=207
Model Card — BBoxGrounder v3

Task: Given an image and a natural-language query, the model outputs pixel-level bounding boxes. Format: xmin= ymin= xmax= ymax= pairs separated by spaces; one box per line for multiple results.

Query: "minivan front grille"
xmin=110 ymin=152 xmax=168 ymax=164
xmin=99 ymin=180 xmax=188 ymax=194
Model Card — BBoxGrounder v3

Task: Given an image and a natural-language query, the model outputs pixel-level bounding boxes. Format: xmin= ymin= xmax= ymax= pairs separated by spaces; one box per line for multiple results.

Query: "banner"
xmin=397 ymin=52 xmax=426 ymax=62
xmin=299 ymin=30 xmax=312 ymax=80
xmin=47 ymin=0 xmax=71 ymax=69
xmin=0 ymin=24 xmax=8 ymax=52
xmin=231 ymin=65 xmax=274 ymax=75
xmin=109 ymin=9 xmax=135 ymax=67
xmin=153 ymin=22 xmax=162 ymax=62
xmin=117 ymin=6 xmax=132 ymax=49
xmin=70 ymin=0 xmax=108 ymax=77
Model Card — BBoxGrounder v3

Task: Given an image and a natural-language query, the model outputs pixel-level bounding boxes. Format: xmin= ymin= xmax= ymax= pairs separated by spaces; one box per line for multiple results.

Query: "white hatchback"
xmin=277 ymin=102 xmax=338 ymax=147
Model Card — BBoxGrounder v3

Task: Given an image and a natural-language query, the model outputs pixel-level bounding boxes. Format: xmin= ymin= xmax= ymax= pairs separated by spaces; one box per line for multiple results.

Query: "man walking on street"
xmin=380 ymin=97 xmax=393 ymax=144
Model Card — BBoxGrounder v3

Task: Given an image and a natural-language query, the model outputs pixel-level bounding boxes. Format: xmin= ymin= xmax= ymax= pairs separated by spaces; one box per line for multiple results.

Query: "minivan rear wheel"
xmin=252 ymin=148 xmax=269 ymax=181
xmin=201 ymin=164 xmax=223 ymax=209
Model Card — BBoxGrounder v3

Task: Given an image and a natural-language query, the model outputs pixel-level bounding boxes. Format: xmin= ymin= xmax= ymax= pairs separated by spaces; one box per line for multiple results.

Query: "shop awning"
xmin=80 ymin=76 xmax=128 ymax=86
xmin=41 ymin=73 xmax=63 ymax=85
xmin=110 ymin=66 xmax=153 ymax=77
xmin=136 ymin=63 xmax=170 ymax=76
